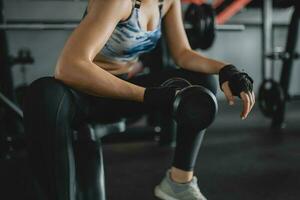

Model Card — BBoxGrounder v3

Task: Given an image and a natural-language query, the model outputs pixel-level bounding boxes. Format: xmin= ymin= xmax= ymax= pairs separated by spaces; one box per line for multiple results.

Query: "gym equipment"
xmin=173 ymin=85 xmax=218 ymax=130
xmin=0 ymin=0 xmax=23 ymax=159
xmin=159 ymin=77 xmax=192 ymax=146
xmin=0 ymin=0 xmax=35 ymax=159
xmin=73 ymin=120 xmax=126 ymax=200
xmin=185 ymin=3 xmax=216 ymax=50
xmin=0 ymin=48 xmax=34 ymax=117
xmin=0 ymin=23 xmax=78 ymax=30
xmin=0 ymin=92 xmax=23 ymax=118
xmin=0 ymin=48 xmax=34 ymax=159
xmin=184 ymin=3 xmax=246 ymax=50
xmin=214 ymin=0 xmax=252 ymax=25
xmin=159 ymin=77 xmax=217 ymax=142
xmin=161 ymin=77 xmax=192 ymax=89
xmin=258 ymin=79 xmax=284 ymax=118
xmin=259 ymin=0 xmax=300 ymax=129
xmin=14 ymin=49 xmax=34 ymax=106
xmin=161 ymin=77 xmax=217 ymax=130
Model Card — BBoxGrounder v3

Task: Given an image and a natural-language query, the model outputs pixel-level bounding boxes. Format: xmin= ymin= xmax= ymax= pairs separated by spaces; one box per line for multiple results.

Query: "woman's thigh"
xmin=87 ymin=95 xmax=148 ymax=122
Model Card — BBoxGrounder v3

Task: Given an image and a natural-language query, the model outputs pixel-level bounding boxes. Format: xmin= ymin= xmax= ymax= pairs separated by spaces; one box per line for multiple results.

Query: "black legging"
xmin=23 ymin=67 xmax=217 ymax=200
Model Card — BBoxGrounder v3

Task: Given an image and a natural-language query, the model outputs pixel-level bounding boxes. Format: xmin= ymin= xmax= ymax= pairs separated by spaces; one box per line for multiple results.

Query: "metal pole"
xmin=0 ymin=92 xmax=23 ymax=118
xmin=262 ymin=0 xmax=273 ymax=80
xmin=0 ymin=23 xmax=245 ymax=31
xmin=272 ymin=4 xmax=300 ymax=128
xmin=0 ymin=23 xmax=78 ymax=30
xmin=280 ymin=5 xmax=300 ymax=97
xmin=215 ymin=24 xmax=245 ymax=31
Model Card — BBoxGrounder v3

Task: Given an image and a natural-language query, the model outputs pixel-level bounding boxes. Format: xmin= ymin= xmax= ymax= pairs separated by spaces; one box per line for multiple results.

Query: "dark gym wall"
xmin=3 ymin=0 xmax=300 ymax=99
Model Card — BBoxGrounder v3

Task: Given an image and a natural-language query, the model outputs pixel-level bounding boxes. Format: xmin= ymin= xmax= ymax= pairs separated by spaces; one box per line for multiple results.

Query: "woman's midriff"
xmin=93 ymin=54 xmax=138 ymax=75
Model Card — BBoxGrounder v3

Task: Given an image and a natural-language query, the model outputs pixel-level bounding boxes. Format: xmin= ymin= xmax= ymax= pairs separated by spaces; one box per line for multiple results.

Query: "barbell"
xmin=0 ymin=23 xmax=78 ymax=30
xmin=184 ymin=3 xmax=245 ymax=50
xmin=185 ymin=3 xmax=215 ymax=50
xmin=0 ymin=22 xmax=244 ymax=31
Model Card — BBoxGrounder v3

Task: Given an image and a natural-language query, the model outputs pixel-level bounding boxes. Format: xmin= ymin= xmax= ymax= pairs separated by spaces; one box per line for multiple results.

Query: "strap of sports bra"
xmin=135 ymin=0 xmax=142 ymax=8
xmin=158 ymin=0 xmax=164 ymax=11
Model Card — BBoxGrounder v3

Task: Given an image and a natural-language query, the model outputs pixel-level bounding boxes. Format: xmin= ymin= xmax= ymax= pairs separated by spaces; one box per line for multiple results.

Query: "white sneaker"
xmin=154 ymin=170 xmax=207 ymax=200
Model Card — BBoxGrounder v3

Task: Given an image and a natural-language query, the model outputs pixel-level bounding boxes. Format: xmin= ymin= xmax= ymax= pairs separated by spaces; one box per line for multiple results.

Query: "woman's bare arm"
xmin=55 ymin=0 xmax=145 ymax=102
xmin=163 ymin=0 xmax=227 ymax=74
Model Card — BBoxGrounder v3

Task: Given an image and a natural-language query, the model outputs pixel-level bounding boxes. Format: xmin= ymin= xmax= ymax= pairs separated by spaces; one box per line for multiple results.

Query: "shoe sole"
xmin=154 ymin=185 xmax=178 ymax=200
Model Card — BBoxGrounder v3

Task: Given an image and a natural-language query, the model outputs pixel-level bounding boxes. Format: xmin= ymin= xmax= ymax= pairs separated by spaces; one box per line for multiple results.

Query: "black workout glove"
xmin=219 ymin=65 xmax=254 ymax=98
xmin=143 ymin=86 xmax=177 ymax=112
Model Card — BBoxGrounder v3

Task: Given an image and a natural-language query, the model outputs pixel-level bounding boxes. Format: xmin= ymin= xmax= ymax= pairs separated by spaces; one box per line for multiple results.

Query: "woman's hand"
xmin=222 ymin=81 xmax=255 ymax=120
xmin=219 ymin=65 xmax=255 ymax=120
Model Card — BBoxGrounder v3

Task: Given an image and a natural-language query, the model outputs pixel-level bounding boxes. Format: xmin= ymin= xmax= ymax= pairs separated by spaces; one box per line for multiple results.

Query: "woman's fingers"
xmin=251 ymin=91 xmax=256 ymax=110
xmin=247 ymin=91 xmax=254 ymax=111
xmin=222 ymin=82 xmax=235 ymax=105
xmin=240 ymin=92 xmax=251 ymax=119
xmin=252 ymin=91 xmax=256 ymax=105
xmin=223 ymin=81 xmax=256 ymax=119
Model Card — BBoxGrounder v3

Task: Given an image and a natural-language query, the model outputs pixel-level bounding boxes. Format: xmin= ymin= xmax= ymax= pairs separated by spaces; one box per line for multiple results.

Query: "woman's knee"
xmin=23 ymin=76 xmax=75 ymax=127
xmin=173 ymin=86 xmax=218 ymax=132
xmin=27 ymin=76 xmax=67 ymax=98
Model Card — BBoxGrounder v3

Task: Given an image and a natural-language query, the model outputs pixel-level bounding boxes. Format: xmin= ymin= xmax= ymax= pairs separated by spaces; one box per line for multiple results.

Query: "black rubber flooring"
xmin=1 ymin=100 xmax=300 ymax=200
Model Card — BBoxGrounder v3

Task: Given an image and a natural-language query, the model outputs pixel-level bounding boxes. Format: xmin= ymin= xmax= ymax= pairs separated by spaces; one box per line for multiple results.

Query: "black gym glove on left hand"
xmin=219 ymin=65 xmax=254 ymax=97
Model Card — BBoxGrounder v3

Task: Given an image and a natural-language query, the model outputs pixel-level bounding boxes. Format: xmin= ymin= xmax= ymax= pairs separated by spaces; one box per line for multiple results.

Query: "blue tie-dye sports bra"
xmin=83 ymin=0 xmax=164 ymax=62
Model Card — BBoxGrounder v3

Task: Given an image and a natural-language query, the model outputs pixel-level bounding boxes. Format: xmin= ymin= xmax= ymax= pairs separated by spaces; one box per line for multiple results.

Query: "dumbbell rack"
xmin=261 ymin=0 xmax=300 ymax=129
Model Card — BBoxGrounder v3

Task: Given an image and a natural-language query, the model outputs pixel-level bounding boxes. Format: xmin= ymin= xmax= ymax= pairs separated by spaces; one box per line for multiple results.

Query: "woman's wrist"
xmin=218 ymin=64 xmax=254 ymax=97
xmin=177 ymin=49 xmax=229 ymax=74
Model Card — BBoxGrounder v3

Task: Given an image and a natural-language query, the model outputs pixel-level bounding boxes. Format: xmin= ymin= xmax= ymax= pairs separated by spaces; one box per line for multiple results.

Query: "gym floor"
xmin=1 ymin=100 xmax=299 ymax=200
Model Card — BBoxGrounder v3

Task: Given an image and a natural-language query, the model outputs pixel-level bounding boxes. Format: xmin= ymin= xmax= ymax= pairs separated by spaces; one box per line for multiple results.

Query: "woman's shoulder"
xmin=161 ymin=0 xmax=177 ymax=16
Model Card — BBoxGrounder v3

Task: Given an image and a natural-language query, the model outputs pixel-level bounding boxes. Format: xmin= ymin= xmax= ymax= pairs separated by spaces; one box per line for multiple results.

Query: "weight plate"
xmin=185 ymin=3 xmax=216 ymax=50
xmin=161 ymin=77 xmax=192 ymax=89
xmin=185 ymin=3 xmax=200 ymax=49
xmin=205 ymin=4 xmax=216 ymax=49
xmin=258 ymin=79 xmax=285 ymax=118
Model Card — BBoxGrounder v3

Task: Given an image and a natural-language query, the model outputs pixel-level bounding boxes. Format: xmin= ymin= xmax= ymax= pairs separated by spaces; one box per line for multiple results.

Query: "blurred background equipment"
xmin=183 ymin=0 xmax=248 ymax=50
xmin=259 ymin=0 xmax=300 ymax=129
xmin=0 ymin=0 xmax=34 ymax=160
